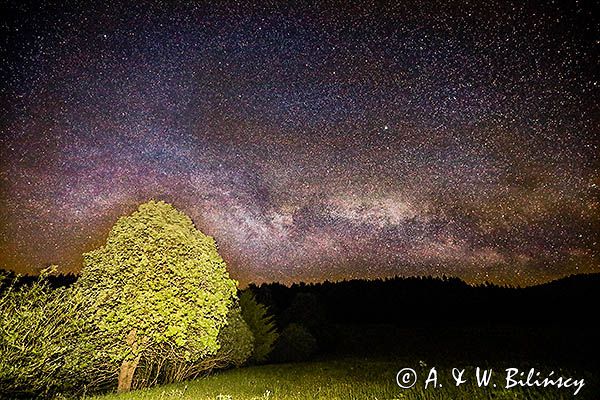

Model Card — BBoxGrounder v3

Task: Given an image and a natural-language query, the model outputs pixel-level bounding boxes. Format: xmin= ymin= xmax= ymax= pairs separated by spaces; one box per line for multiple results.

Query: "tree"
xmin=239 ymin=290 xmax=279 ymax=363
xmin=73 ymin=200 xmax=237 ymax=392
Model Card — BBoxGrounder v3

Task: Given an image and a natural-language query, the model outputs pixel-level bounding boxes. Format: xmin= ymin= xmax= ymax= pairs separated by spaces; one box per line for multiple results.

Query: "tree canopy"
xmin=74 ymin=200 xmax=238 ymax=391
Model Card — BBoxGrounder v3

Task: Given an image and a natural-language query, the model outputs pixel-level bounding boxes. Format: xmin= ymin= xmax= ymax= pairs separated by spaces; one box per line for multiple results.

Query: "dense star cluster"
xmin=0 ymin=1 xmax=598 ymax=286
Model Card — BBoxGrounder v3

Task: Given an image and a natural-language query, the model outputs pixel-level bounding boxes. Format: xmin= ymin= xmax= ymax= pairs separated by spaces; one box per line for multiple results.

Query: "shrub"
xmin=215 ymin=305 xmax=255 ymax=367
xmin=0 ymin=268 xmax=93 ymax=398
xmin=282 ymin=292 xmax=337 ymax=350
xmin=271 ymin=323 xmax=317 ymax=363
xmin=73 ymin=200 xmax=238 ymax=392
xmin=239 ymin=290 xmax=279 ymax=363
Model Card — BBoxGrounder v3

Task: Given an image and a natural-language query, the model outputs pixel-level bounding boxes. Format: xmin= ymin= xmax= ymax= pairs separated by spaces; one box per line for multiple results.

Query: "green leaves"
xmin=74 ymin=200 xmax=238 ymax=387
xmin=0 ymin=200 xmax=244 ymax=394
xmin=0 ymin=276 xmax=99 ymax=397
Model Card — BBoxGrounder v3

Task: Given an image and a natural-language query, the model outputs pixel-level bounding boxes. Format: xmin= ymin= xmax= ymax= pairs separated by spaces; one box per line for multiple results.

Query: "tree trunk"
xmin=117 ymin=356 xmax=140 ymax=392
xmin=117 ymin=328 xmax=142 ymax=392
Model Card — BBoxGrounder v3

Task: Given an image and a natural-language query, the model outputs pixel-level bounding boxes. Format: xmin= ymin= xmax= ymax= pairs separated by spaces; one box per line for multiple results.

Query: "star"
xmin=0 ymin=0 xmax=597 ymax=287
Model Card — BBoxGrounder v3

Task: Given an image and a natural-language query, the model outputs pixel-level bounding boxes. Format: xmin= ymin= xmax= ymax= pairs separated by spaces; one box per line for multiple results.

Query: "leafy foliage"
xmin=239 ymin=290 xmax=279 ymax=363
xmin=133 ymin=305 xmax=254 ymax=387
xmin=271 ymin=323 xmax=317 ymax=363
xmin=73 ymin=200 xmax=238 ymax=389
xmin=215 ymin=305 xmax=255 ymax=367
xmin=0 ymin=268 xmax=95 ymax=397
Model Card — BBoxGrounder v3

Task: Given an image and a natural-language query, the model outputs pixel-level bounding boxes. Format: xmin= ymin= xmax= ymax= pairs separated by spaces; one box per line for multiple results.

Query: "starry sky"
xmin=0 ymin=0 xmax=598 ymax=286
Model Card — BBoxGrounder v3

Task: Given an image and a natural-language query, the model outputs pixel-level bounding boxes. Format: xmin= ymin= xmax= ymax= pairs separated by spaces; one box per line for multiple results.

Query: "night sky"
xmin=1 ymin=1 xmax=598 ymax=286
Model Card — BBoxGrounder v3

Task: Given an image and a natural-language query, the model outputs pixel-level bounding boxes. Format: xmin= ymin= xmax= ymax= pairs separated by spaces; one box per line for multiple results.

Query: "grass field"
xmin=90 ymin=357 xmax=593 ymax=400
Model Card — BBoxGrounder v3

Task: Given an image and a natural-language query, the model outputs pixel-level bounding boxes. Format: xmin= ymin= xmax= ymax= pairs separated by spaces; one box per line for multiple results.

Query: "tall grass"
xmin=91 ymin=357 xmax=592 ymax=400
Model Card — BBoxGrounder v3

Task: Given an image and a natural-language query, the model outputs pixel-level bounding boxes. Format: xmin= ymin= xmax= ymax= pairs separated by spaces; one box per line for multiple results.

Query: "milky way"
xmin=1 ymin=1 xmax=598 ymax=286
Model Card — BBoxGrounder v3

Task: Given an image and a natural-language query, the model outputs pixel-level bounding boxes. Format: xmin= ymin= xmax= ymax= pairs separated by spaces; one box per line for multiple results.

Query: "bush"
xmin=0 ymin=268 xmax=93 ymax=398
xmin=239 ymin=290 xmax=279 ymax=363
xmin=271 ymin=323 xmax=317 ymax=363
xmin=281 ymin=292 xmax=337 ymax=350
xmin=73 ymin=200 xmax=238 ymax=392
xmin=215 ymin=305 xmax=255 ymax=367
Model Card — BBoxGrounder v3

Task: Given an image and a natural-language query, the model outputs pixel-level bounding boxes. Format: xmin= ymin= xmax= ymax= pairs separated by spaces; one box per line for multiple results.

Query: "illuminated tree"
xmin=74 ymin=200 xmax=237 ymax=392
xmin=134 ymin=304 xmax=255 ymax=385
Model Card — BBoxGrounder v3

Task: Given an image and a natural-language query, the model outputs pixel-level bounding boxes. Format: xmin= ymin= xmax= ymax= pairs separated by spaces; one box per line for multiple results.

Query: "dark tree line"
xmin=246 ymin=273 xmax=600 ymax=366
xmin=247 ymin=273 xmax=600 ymax=327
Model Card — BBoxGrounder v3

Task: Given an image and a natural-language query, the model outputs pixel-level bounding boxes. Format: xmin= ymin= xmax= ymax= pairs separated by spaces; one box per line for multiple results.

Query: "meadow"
xmin=91 ymin=357 xmax=593 ymax=400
